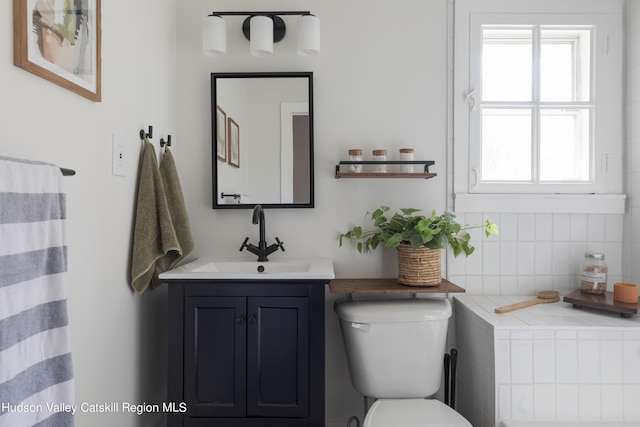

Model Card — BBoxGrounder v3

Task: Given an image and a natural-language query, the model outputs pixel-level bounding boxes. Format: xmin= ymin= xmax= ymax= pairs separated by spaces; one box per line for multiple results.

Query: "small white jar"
xmin=372 ymin=149 xmax=387 ymax=173
xmin=348 ymin=149 xmax=363 ymax=173
xmin=399 ymin=148 xmax=414 ymax=173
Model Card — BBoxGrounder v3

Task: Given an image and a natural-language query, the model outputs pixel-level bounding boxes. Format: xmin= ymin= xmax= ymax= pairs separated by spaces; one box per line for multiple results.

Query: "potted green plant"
xmin=339 ymin=206 xmax=498 ymax=286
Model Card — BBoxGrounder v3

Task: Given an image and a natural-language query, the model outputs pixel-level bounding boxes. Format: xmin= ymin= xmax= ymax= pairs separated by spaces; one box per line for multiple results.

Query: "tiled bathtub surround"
xmin=447 ymin=213 xmax=624 ymax=296
xmin=454 ymin=294 xmax=640 ymax=427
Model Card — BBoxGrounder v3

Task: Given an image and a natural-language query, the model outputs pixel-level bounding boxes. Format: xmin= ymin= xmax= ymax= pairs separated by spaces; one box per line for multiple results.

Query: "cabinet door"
xmin=184 ymin=296 xmax=246 ymax=417
xmin=247 ymin=297 xmax=309 ymax=418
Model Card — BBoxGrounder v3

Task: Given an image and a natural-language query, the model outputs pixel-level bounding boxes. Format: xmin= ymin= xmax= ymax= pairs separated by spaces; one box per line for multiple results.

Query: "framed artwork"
xmin=216 ymin=105 xmax=227 ymax=161
xmin=13 ymin=0 xmax=102 ymax=102
xmin=228 ymin=118 xmax=240 ymax=168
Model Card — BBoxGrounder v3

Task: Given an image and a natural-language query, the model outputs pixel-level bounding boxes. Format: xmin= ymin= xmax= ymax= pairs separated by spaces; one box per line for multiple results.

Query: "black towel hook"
xmin=139 ymin=126 xmax=153 ymax=140
xmin=160 ymin=135 xmax=172 ymax=149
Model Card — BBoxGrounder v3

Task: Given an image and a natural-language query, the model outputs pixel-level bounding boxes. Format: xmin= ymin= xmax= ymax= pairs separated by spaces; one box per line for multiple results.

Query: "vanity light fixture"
xmin=202 ymin=11 xmax=320 ymax=57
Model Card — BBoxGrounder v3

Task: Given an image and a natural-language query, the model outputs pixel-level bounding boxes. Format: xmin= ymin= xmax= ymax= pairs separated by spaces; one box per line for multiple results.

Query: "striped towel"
xmin=0 ymin=156 xmax=75 ymax=426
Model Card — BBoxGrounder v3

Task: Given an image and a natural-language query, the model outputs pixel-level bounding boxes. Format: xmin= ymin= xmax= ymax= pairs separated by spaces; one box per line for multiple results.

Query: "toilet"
xmin=335 ymin=298 xmax=472 ymax=427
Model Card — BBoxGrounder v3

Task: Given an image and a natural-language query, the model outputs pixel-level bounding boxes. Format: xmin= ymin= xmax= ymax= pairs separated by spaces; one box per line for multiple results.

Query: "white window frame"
xmin=453 ymin=0 xmax=625 ymax=214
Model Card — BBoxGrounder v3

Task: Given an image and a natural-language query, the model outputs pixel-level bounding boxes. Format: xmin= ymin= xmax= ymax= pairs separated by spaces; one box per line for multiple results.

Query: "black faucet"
xmin=239 ymin=205 xmax=285 ymax=261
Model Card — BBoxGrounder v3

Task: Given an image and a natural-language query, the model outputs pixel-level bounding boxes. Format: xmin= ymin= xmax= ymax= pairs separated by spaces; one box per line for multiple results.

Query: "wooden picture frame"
xmin=228 ymin=118 xmax=240 ymax=168
xmin=13 ymin=0 xmax=102 ymax=102
xmin=216 ymin=106 xmax=227 ymax=161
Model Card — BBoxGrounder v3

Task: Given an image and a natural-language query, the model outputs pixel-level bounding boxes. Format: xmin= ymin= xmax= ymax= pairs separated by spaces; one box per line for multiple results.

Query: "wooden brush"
xmin=495 ymin=290 xmax=560 ymax=314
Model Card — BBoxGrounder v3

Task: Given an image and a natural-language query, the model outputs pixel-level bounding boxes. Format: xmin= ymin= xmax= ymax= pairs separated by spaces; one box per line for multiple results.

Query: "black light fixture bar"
xmin=208 ymin=11 xmax=311 ymax=17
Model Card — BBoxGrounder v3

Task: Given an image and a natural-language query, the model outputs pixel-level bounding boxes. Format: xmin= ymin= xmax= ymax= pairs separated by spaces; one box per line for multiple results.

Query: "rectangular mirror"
xmin=212 ymin=72 xmax=314 ymax=209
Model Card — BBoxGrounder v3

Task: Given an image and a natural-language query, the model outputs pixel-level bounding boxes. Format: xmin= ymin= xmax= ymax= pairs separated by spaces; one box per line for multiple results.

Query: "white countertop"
xmin=454 ymin=294 xmax=640 ymax=329
xmin=159 ymin=257 xmax=335 ymax=281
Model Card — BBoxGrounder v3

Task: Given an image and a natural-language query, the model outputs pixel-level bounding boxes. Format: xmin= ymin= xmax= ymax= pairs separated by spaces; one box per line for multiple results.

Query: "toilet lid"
xmin=364 ymin=399 xmax=472 ymax=427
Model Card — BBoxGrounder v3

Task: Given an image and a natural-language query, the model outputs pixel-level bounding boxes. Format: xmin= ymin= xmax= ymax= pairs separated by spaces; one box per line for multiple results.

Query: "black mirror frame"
xmin=211 ymin=72 xmax=314 ymax=209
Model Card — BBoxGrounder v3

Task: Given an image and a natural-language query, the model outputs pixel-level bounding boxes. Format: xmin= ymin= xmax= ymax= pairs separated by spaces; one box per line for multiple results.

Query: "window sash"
xmin=468 ymin=15 xmax=598 ymax=193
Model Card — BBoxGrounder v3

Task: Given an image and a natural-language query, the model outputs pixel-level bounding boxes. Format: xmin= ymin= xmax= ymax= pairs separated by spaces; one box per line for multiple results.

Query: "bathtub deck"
xmin=454 ymin=293 xmax=640 ymax=328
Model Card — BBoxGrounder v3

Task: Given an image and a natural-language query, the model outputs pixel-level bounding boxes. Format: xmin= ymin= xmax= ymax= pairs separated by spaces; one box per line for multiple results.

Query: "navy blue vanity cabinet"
xmin=166 ymin=281 xmax=326 ymax=427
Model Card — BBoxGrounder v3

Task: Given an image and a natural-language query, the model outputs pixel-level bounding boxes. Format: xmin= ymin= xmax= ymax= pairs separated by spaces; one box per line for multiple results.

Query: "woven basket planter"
xmin=397 ymin=243 xmax=442 ymax=286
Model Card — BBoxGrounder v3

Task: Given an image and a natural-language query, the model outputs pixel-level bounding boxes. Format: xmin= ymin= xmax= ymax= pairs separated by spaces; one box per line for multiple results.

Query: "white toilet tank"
xmin=335 ymin=298 xmax=451 ymax=399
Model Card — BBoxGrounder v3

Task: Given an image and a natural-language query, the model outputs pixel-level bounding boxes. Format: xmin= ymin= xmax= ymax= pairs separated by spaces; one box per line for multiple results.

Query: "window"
xmin=479 ymin=27 xmax=592 ymax=185
xmin=453 ymin=1 xmax=624 ymax=213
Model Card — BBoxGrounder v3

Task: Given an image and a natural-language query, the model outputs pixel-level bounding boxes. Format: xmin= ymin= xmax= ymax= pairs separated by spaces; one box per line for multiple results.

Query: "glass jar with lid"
xmin=372 ymin=149 xmax=387 ymax=173
xmin=348 ymin=149 xmax=363 ymax=173
xmin=399 ymin=148 xmax=414 ymax=173
xmin=580 ymin=252 xmax=608 ymax=295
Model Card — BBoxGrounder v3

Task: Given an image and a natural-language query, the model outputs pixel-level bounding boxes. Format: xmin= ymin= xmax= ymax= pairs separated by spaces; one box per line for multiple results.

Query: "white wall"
xmin=176 ymin=1 xmax=449 ymax=424
xmin=1 ymin=1 xmax=177 ymax=426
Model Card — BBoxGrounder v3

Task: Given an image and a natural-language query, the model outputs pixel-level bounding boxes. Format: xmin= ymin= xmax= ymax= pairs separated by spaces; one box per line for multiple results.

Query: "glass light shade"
xmin=202 ymin=15 xmax=226 ymax=57
xmin=250 ymin=15 xmax=273 ymax=57
xmin=297 ymin=14 xmax=320 ymax=56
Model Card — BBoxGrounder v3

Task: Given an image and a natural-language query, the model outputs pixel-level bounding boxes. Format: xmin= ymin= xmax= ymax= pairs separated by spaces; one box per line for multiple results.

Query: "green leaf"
xmin=385 ymin=233 xmax=404 ymax=248
xmin=400 ymin=207 xmax=421 ymax=216
xmin=485 ymin=222 xmax=499 ymax=236
xmin=452 ymin=245 xmax=462 ymax=257
xmin=408 ymin=233 xmax=424 ymax=249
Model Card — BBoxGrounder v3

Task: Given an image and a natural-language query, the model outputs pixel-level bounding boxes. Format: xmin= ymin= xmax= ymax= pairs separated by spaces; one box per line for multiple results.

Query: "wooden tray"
xmin=563 ymin=289 xmax=639 ymax=318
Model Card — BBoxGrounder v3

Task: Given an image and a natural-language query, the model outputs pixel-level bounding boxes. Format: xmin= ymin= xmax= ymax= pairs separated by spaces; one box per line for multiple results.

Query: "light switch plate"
xmin=112 ymin=134 xmax=126 ymax=177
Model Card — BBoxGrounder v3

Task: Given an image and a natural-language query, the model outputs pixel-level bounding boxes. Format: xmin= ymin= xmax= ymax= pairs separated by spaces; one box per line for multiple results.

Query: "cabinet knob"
xmin=236 ymin=316 xmax=246 ymax=325
xmin=248 ymin=314 xmax=257 ymax=325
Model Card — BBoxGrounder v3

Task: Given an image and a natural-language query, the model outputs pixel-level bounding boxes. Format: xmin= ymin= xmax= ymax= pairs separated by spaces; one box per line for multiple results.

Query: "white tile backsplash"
xmin=501 ymin=242 xmax=518 ymax=275
xmin=534 ymin=242 xmax=554 ymax=276
xmin=484 ymin=241 xmax=501 ymax=275
xmin=500 ymin=214 xmax=519 ymax=241
xmin=588 ymin=215 xmax=607 ymax=242
xmin=518 ymin=214 xmax=536 ymax=241
xmin=447 ymin=213 xmax=624 ymax=296
xmin=454 ymin=295 xmax=640 ymax=427
xmin=570 ymin=214 xmax=588 ymax=241
xmin=535 ymin=214 xmax=553 ymax=241
xmin=552 ymin=214 xmax=571 ymax=242
xmin=517 ymin=242 xmax=535 ymax=275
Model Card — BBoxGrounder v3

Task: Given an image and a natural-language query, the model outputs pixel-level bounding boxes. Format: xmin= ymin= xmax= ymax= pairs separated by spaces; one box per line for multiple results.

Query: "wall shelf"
xmin=335 ymin=160 xmax=436 ymax=179
xmin=329 ymin=278 xmax=464 ymax=294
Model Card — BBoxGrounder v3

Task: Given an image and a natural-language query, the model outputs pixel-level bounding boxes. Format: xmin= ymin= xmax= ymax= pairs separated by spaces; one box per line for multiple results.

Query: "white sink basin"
xmin=159 ymin=257 xmax=335 ymax=280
